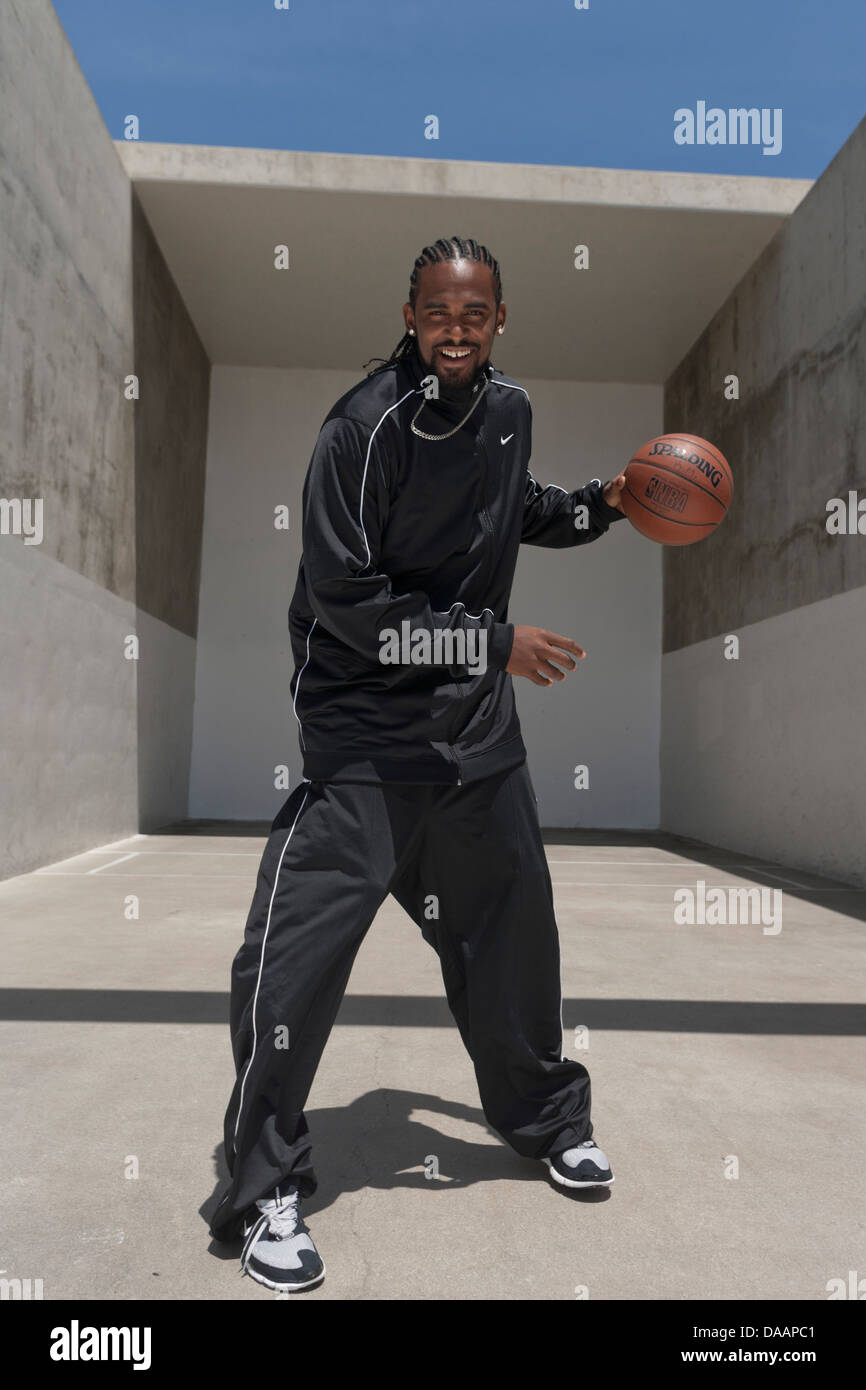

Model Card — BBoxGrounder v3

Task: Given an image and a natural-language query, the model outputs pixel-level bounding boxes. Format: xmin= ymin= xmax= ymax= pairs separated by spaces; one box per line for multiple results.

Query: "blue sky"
xmin=54 ymin=0 xmax=865 ymax=178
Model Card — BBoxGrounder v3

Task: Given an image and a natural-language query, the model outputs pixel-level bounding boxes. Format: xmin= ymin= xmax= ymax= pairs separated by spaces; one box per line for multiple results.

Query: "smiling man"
xmin=208 ymin=236 xmax=628 ymax=1293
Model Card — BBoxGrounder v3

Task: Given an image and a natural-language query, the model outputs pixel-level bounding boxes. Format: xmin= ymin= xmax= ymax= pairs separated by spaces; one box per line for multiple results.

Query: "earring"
xmin=409 ymin=329 xmax=415 ymax=335
xmin=497 ymin=326 xmax=504 ymax=334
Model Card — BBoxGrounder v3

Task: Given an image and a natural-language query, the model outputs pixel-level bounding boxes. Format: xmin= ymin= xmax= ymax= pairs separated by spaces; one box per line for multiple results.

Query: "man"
xmin=208 ymin=235 xmax=628 ymax=1293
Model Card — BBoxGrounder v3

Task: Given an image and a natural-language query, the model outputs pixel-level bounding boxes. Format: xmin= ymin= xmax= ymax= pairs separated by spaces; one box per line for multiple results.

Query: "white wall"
xmin=189 ymin=366 xmax=662 ymax=825
xmin=513 ymin=378 xmax=662 ymax=828
xmin=662 ymin=583 xmax=866 ymax=887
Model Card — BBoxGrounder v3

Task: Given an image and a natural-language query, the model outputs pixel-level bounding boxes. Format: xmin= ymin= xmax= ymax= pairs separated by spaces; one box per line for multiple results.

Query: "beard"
xmin=415 ymin=342 xmax=490 ymax=402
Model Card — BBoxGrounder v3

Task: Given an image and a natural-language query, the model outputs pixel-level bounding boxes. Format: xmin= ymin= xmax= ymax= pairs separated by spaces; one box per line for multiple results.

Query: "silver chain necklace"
xmin=410 ymin=374 xmax=489 ymax=441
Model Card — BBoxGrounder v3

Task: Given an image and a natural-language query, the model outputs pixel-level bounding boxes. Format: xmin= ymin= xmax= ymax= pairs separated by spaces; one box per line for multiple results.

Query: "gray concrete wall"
xmin=0 ymin=1 xmax=209 ymax=878
xmin=664 ymin=118 xmax=866 ymax=651
xmin=189 ymin=366 xmax=662 ymax=827
xmin=131 ymin=191 xmax=210 ymax=831
xmin=661 ymin=117 xmax=866 ymax=884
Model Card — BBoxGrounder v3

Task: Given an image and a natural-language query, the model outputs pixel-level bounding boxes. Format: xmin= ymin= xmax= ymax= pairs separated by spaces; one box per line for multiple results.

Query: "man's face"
xmin=403 ymin=258 xmax=506 ymax=392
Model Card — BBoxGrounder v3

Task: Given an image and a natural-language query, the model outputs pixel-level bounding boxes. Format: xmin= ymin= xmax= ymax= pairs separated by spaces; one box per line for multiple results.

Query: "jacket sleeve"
xmin=301 ymin=415 xmax=515 ymax=673
xmin=520 ymin=397 xmax=627 ymax=547
xmin=522 ymin=470 xmax=627 ymax=548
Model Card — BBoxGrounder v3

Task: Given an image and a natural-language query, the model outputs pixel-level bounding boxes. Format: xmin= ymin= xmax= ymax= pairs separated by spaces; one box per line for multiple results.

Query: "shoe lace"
xmin=240 ymin=1186 xmax=302 ymax=1274
xmin=257 ymin=1187 xmax=301 ymax=1239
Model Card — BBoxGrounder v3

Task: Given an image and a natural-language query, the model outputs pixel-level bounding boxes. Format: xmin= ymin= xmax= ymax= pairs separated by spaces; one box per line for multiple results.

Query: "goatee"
xmin=416 ymin=347 xmax=489 ymax=403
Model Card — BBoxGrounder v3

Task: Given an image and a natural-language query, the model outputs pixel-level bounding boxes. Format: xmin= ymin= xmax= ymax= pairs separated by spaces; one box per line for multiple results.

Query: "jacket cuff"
xmin=488 ymin=622 xmax=515 ymax=672
xmin=594 ymin=480 xmax=628 ymax=525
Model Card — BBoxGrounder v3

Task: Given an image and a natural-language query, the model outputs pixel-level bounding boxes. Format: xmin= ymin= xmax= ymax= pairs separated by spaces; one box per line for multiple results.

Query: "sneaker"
xmin=543 ymin=1137 xmax=614 ymax=1190
xmin=240 ymin=1184 xmax=325 ymax=1292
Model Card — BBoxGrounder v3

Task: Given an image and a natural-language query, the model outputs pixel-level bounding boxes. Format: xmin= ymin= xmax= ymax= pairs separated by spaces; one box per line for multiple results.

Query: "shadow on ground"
xmin=199 ymin=1086 xmax=611 ymax=1259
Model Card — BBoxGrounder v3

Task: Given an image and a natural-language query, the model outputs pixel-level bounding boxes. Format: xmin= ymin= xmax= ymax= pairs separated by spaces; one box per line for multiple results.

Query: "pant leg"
xmin=209 ymin=778 xmax=425 ymax=1242
xmin=390 ymin=858 xmax=474 ymax=1057
xmin=402 ymin=761 xmax=593 ymax=1159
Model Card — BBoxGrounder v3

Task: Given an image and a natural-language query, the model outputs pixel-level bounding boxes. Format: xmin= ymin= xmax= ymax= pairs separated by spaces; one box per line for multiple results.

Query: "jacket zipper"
xmin=448 ymin=411 xmax=494 ymax=791
xmin=478 ymin=432 xmax=498 ymax=596
xmin=479 ymin=506 xmax=495 ymax=590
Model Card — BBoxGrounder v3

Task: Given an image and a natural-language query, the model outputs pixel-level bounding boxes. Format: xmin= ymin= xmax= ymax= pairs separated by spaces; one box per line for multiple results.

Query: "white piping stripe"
xmin=232 ymin=788 xmax=311 ymax=1151
xmin=528 ymin=467 xmax=568 ymax=498
xmin=295 ymin=372 xmax=511 ymax=740
xmin=433 ymin=601 xmax=495 ymax=621
xmin=293 ymin=385 xmax=422 ymax=746
xmin=292 ymin=618 xmax=317 ymax=750
xmin=359 ymin=387 xmax=422 ymax=569
xmin=493 ymin=378 xmax=530 ymax=402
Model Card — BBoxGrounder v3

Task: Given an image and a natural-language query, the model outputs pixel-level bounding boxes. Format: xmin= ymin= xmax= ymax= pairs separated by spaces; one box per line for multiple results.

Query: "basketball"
xmin=621 ymin=434 xmax=733 ymax=545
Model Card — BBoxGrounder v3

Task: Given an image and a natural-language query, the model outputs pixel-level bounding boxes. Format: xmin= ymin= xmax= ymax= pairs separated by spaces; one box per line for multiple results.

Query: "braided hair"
xmin=363 ymin=235 xmax=502 ymax=376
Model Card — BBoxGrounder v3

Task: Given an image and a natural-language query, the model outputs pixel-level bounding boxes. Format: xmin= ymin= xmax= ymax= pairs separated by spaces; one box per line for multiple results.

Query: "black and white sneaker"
xmin=543 ymin=1138 xmax=614 ymax=1190
xmin=240 ymin=1184 xmax=325 ymax=1292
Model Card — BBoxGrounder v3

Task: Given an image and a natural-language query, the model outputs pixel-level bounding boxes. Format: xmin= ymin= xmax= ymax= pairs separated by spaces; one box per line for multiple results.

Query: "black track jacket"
xmin=288 ymin=347 xmax=626 ymax=786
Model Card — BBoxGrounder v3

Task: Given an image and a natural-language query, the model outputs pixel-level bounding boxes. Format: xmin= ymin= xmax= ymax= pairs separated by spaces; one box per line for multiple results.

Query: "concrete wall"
xmin=0 ymin=1 xmax=209 ymax=878
xmin=662 ymin=117 xmax=866 ymax=884
xmin=189 ymin=366 xmax=662 ymax=827
xmin=131 ymin=192 xmax=210 ymax=831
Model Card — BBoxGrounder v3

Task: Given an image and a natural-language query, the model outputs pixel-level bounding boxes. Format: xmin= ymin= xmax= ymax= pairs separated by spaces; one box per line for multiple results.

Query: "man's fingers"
xmin=508 ymin=627 xmax=589 ymax=683
xmin=543 ymin=650 xmax=577 ymax=671
xmin=544 ymin=632 xmax=586 ymax=659
xmin=537 ymin=659 xmax=568 ymax=681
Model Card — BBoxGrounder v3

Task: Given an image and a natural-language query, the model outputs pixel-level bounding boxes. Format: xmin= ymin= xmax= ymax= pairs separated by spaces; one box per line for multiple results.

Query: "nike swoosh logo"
xmin=501 ymin=433 xmax=514 ymax=445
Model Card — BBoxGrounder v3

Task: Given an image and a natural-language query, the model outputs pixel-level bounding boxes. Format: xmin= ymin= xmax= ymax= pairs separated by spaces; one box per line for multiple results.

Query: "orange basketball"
xmin=621 ymin=434 xmax=733 ymax=545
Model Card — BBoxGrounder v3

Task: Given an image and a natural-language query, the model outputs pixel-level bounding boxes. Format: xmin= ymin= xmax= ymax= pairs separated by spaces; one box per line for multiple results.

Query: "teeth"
xmin=441 ymin=348 xmax=471 ymax=358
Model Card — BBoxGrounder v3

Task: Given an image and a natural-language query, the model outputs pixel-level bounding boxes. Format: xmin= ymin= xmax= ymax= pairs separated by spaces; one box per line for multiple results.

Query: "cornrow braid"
xmin=363 ymin=235 xmax=502 ymax=376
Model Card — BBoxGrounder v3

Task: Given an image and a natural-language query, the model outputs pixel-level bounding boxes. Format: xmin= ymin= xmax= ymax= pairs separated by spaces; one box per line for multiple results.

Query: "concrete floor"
xmin=0 ymin=826 xmax=863 ymax=1302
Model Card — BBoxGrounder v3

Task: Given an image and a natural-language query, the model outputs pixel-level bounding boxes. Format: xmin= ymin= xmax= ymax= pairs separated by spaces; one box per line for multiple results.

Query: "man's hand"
xmin=603 ymin=471 xmax=628 ymax=511
xmin=506 ymin=626 xmax=586 ymax=687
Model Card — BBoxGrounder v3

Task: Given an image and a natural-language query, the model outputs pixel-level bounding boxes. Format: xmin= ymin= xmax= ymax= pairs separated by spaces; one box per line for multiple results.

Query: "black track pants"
xmin=208 ymin=762 xmax=593 ymax=1242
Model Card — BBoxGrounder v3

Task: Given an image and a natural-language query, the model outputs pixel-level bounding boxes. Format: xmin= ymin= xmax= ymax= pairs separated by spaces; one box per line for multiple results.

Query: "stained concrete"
xmin=131 ymin=190 xmax=210 ymax=640
xmin=130 ymin=189 xmax=210 ymax=833
xmin=663 ymin=116 xmax=866 ymax=651
xmin=0 ymin=1 xmax=135 ymax=598
xmin=0 ymin=2 xmax=211 ymax=874
xmin=0 ymin=0 xmax=142 ymax=874
xmin=0 ymin=828 xmax=863 ymax=1301
xmin=660 ymin=116 xmax=866 ymax=890
xmin=115 ymin=140 xmax=811 ymax=212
